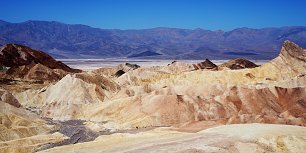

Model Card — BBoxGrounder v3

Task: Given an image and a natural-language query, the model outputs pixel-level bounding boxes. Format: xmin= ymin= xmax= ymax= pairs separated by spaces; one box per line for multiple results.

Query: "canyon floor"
xmin=0 ymin=40 xmax=305 ymax=153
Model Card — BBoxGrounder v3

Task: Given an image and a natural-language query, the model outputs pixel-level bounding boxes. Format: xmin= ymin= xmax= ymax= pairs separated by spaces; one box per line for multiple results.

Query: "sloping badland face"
xmin=37 ymin=124 xmax=306 ymax=153
xmin=0 ymin=102 xmax=67 ymax=153
xmin=1 ymin=40 xmax=306 ymax=152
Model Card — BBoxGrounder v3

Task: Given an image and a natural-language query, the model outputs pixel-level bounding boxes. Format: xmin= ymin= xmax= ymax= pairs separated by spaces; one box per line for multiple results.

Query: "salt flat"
xmin=59 ymin=59 xmax=269 ymax=70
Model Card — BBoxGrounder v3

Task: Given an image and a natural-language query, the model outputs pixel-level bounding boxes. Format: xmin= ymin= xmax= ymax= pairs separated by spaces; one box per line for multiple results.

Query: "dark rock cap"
xmin=0 ymin=44 xmax=81 ymax=73
xmin=193 ymin=59 xmax=218 ymax=70
xmin=220 ymin=58 xmax=258 ymax=70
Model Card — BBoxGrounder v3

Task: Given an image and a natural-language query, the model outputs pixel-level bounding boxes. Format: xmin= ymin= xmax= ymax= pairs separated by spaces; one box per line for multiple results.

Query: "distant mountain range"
xmin=0 ymin=20 xmax=306 ymax=59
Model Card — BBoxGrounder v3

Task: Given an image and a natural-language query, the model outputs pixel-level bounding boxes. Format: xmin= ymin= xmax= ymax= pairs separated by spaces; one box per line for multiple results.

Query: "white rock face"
xmin=41 ymin=74 xmax=104 ymax=120
xmin=45 ymin=74 xmax=102 ymax=105
xmin=15 ymin=74 xmax=107 ymax=120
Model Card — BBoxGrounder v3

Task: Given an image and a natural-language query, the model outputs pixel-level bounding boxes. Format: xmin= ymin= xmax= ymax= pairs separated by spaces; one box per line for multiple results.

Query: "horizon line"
xmin=1 ymin=19 xmax=306 ymax=32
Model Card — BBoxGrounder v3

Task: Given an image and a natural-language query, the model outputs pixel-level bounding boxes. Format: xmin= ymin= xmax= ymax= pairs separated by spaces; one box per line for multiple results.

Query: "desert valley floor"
xmin=59 ymin=59 xmax=269 ymax=71
xmin=0 ymin=40 xmax=305 ymax=153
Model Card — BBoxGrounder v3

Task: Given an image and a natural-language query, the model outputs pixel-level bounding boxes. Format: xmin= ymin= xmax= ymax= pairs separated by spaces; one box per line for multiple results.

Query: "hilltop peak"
xmin=281 ymin=40 xmax=305 ymax=61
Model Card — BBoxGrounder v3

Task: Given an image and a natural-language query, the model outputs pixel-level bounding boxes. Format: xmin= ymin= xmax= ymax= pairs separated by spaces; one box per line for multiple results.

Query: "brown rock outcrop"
xmin=5 ymin=62 xmax=69 ymax=82
xmin=75 ymin=72 xmax=120 ymax=92
xmin=0 ymin=44 xmax=82 ymax=81
xmin=0 ymin=90 xmax=21 ymax=107
xmin=92 ymin=63 xmax=140 ymax=77
xmin=114 ymin=63 xmax=140 ymax=77
xmin=219 ymin=58 xmax=258 ymax=69
xmin=0 ymin=44 xmax=81 ymax=72
xmin=91 ymin=67 xmax=117 ymax=77
xmin=193 ymin=59 xmax=218 ymax=70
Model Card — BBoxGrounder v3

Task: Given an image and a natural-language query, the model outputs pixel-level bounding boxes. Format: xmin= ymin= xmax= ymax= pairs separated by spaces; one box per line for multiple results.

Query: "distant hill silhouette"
xmin=128 ymin=51 xmax=162 ymax=58
xmin=0 ymin=20 xmax=306 ymax=59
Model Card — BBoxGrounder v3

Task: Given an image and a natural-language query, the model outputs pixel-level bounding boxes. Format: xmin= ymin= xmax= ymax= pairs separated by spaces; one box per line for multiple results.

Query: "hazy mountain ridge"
xmin=1 ymin=20 xmax=306 ymax=59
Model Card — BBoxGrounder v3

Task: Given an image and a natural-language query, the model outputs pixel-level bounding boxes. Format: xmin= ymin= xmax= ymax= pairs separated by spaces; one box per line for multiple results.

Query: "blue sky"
xmin=1 ymin=0 xmax=306 ymax=30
